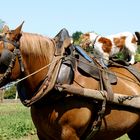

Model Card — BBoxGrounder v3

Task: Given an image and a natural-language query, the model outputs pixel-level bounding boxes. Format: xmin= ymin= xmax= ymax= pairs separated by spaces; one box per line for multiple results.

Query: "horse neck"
xmin=19 ymin=32 xmax=55 ymax=93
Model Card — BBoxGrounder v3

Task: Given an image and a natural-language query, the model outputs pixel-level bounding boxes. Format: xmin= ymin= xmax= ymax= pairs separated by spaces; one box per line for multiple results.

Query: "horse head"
xmin=0 ymin=22 xmax=56 ymax=103
xmin=0 ymin=22 xmax=24 ymax=86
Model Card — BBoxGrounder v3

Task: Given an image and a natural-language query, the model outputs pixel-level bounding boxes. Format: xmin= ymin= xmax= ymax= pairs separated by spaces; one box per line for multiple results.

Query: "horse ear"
xmin=12 ymin=21 xmax=24 ymax=41
xmin=13 ymin=21 xmax=24 ymax=35
xmin=2 ymin=25 xmax=9 ymax=33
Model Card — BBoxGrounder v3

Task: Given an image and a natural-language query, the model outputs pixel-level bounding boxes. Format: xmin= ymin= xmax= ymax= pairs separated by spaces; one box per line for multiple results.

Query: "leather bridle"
xmin=0 ymin=34 xmax=24 ymax=87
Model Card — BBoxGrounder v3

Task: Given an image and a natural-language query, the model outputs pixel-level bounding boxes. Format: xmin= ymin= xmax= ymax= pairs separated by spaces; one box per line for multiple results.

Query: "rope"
xmin=0 ymin=57 xmax=63 ymax=90
xmin=1 ymin=53 xmax=140 ymax=90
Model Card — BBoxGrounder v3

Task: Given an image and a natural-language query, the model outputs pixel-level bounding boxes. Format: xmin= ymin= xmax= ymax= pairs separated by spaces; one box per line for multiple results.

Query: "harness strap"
xmin=92 ymin=57 xmax=114 ymax=101
xmin=83 ymin=58 xmax=107 ymax=139
xmin=85 ymin=96 xmax=106 ymax=140
xmin=23 ymin=55 xmax=63 ymax=106
xmin=2 ymin=37 xmax=24 ymax=72
xmin=102 ymin=69 xmax=114 ymax=101
xmin=16 ymin=48 xmax=24 ymax=72
xmin=22 ymin=38 xmax=71 ymax=107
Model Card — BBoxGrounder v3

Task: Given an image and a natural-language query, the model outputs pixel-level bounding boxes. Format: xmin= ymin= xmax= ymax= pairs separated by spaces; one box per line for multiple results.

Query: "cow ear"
xmin=11 ymin=21 xmax=24 ymax=41
xmin=85 ymin=33 xmax=89 ymax=36
xmin=2 ymin=25 xmax=9 ymax=33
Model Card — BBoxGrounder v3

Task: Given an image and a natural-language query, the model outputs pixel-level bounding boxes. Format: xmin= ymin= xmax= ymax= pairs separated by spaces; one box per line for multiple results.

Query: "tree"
xmin=0 ymin=89 xmax=4 ymax=102
xmin=4 ymin=85 xmax=16 ymax=99
xmin=0 ymin=19 xmax=5 ymax=32
xmin=72 ymin=31 xmax=83 ymax=45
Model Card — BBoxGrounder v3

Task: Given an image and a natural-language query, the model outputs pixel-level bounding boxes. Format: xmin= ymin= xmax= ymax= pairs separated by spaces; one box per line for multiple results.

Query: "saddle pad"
xmin=75 ymin=45 xmax=93 ymax=62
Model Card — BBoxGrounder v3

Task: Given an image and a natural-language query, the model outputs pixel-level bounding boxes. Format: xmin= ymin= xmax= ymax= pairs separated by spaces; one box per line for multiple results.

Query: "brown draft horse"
xmin=0 ymin=23 xmax=140 ymax=140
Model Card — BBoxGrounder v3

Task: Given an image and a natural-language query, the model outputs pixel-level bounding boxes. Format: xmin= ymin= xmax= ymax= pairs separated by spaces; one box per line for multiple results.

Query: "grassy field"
xmin=116 ymin=134 xmax=130 ymax=140
xmin=0 ymin=101 xmax=37 ymax=140
xmin=0 ymin=101 xmax=130 ymax=140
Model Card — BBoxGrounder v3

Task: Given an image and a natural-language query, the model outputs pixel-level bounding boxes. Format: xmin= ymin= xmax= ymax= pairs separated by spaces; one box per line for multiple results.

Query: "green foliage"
xmin=85 ymin=46 xmax=94 ymax=54
xmin=4 ymin=85 xmax=16 ymax=99
xmin=0 ymin=19 xmax=5 ymax=32
xmin=135 ymin=45 xmax=140 ymax=62
xmin=136 ymin=45 xmax=140 ymax=53
xmin=72 ymin=31 xmax=83 ymax=45
xmin=0 ymin=103 xmax=36 ymax=140
xmin=116 ymin=134 xmax=130 ymax=140
xmin=135 ymin=53 xmax=140 ymax=62
xmin=115 ymin=52 xmax=126 ymax=60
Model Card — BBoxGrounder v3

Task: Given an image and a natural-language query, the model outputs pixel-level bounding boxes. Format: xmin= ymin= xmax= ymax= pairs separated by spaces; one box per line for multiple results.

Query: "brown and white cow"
xmin=80 ymin=32 xmax=140 ymax=66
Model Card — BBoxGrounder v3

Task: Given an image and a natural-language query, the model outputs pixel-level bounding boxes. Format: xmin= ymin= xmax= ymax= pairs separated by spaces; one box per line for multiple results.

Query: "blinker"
xmin=0 ymin=49 xmax=13 ymax=72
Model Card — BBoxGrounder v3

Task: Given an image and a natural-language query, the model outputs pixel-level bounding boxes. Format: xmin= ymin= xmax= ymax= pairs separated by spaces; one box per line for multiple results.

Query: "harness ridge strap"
xmin=102 ymin=69 xmax=114 ymax=101
xmin=23 ymin=55 xmax=63 ymax=106
xmin=16 ymin=48 xmax=24 ymax=72
xmin=22 ymin=37 xmax=70 ymax=106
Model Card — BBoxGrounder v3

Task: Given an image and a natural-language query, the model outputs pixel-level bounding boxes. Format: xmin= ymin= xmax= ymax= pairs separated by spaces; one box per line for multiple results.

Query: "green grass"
xmin=0 ymin=102 xmax=36 ymax=140
xmin=116 ymin=134 xmax=130 ymax=140
xmin=135 ymin=53 xmax=140 ymax=62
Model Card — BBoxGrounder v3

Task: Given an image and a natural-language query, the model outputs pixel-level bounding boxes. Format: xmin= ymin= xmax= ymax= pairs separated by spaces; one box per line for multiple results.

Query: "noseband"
xmin=0 ymin=35 xmax=24 ymax=87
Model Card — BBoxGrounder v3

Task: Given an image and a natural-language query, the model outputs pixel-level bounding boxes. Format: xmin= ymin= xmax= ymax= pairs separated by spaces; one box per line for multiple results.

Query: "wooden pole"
xmin=15 ymin=90 xmax=18 ymax=100
xmin=59 ymin=84 xmax=140 ymax=110
xmin=0 ymin=89 xmax=4 ymax=103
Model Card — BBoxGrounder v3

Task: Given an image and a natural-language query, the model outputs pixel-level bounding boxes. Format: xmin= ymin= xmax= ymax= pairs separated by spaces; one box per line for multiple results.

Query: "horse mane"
xmin=20 ymin=32 xmax=55 ymax=60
